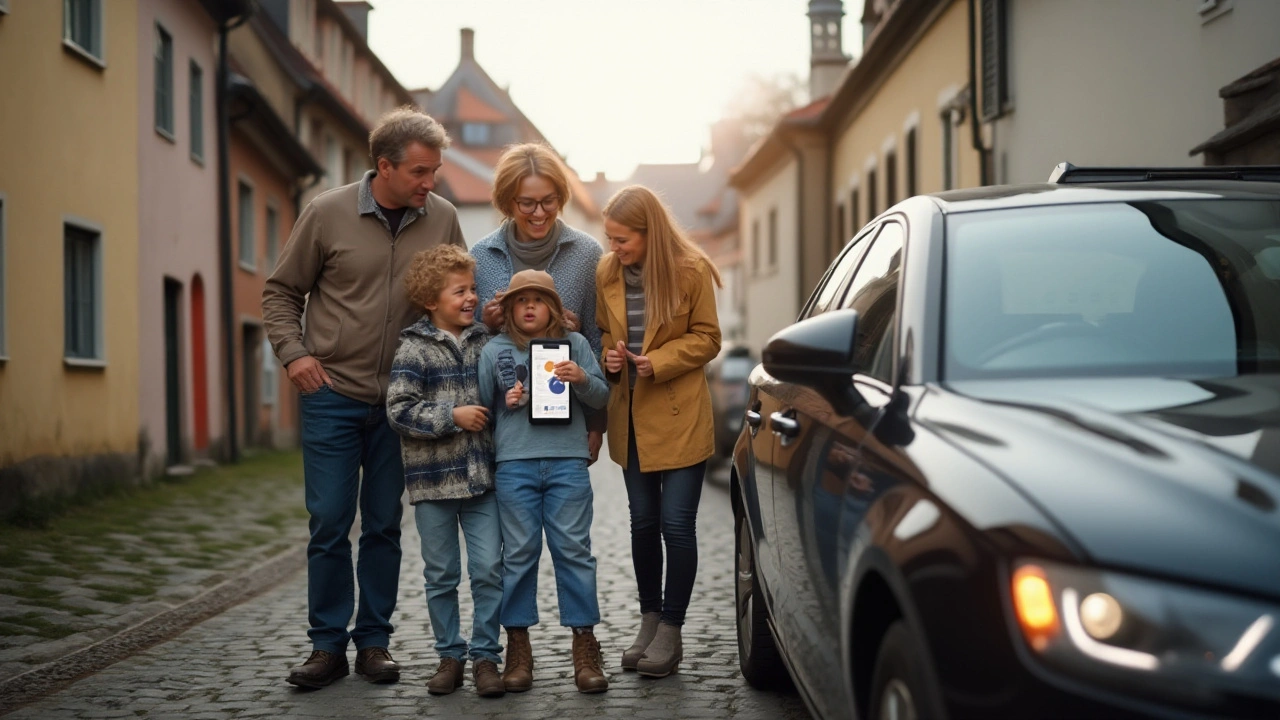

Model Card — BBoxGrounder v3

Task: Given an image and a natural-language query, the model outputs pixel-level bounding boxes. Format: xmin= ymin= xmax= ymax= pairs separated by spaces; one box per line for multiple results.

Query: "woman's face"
xmin=605 ymin=217 xmax=647 ymax=267
xmin=511 ymin=174 xmax=560 ymax=243
xmin=509 ymin=291 xmax=552 ymax=335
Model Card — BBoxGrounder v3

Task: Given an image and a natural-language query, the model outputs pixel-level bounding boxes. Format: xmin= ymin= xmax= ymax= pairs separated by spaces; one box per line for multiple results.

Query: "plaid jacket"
xmin=386 ymin=317 xmax=494 ymax=503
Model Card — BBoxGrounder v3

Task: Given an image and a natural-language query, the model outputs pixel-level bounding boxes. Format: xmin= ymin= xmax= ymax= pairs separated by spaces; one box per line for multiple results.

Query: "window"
xmin=751 ymin=219 xmax=760 ymax=276
xmin=154 ymin=24 xmax=174 ymax=137
xmin=265 ymin=204 xmax=280 ymax=268
xmin=941 ymin=110 xmax=957 ymax=190
xmin=462 ymin=123 xmax=491 ymax=146
xmin=980 ymin=0 xmax=1009 ymax=121
xmin=64 ymin=0 xmax=104 ymax=63
xmin=0 ymin=195 xmax=6 ymax=357
xmin=261 ymin=338 xmax=278 ymax=405
xmin=867 ymin=168 xmax=878 ymax=218
xmin=841 ymin=221 xmax=904 ymax=382
xmin=850 ymin=187 xmax=860 ymax=237
xmin=885 ymin=150 xmax=898 ymax=208
xmin=767 ymin=208 xmax=778 ymax=270
xmin=64 ymin=222 xmax=102 ymax=360
xmin=833 ymin=203 xmax=845 ymax=262
xmin=905 ymin=128 xmax=918 ymax=197
xmin=189 ymin=62 xmax=204 ymax=162
xmin=238 ymin=181 xmax=255 ymax=270
xmin=803 ymin=226 xmax=875 ymax=320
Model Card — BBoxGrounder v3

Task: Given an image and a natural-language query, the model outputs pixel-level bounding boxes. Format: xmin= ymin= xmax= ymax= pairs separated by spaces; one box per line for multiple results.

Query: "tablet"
xmin=529 ymin=338 xmax=572 ymax=425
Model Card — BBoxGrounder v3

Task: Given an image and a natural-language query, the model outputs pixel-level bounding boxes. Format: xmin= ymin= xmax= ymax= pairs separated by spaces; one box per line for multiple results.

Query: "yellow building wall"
xmin=832 ymin=0 xmax=981 ymax=224
xmin=0 ymin=2 xmax=140 ymax=467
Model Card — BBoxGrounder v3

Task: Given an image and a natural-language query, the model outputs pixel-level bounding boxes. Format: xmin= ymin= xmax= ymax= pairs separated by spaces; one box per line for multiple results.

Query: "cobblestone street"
xmin=4 ymin=459 xmax=810 ymax=719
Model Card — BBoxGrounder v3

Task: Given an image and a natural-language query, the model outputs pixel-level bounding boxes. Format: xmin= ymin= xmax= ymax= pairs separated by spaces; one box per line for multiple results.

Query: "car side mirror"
xmin=762 ymin=309 xmax=867 ymax=414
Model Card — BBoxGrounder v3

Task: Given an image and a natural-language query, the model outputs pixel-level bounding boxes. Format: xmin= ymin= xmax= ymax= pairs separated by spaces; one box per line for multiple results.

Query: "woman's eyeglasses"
xmin=515 ymin=196 xmax=561 ymax=214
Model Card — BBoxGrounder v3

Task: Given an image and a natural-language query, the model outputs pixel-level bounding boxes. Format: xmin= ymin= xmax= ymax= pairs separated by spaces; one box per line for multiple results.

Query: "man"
xmin=264 ymin=107 xmax=465 ymax=688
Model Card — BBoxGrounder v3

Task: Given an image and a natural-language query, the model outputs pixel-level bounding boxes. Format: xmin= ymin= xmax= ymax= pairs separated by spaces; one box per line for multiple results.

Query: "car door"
xmin=768 ymin=220 xmax=905 ymax=716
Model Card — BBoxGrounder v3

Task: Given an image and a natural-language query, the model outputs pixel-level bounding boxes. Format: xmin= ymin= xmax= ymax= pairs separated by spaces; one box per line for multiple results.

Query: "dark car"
xmin=707 ymin=345 xmax=756 ymax=459
xmin=731 ymin=165 xmax=1280 ymax=720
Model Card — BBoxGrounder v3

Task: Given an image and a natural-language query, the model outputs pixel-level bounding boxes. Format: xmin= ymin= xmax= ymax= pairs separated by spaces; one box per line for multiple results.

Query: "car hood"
xmin=926 ymin=374 xmax=1280 ymax=599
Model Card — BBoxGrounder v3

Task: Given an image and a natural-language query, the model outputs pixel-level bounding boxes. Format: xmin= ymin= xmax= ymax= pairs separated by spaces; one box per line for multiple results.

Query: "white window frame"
xmin=63 ymin=0 xmax=105 ymax=68
xmin=154 ymin=22 xmax=175 ymax=140
xmin=190 ymin=60 xmax=204 ymax=164
xmin=237 ymin=177 xmax=256 ymax=272
xmin=63 ymin=216 xmax=105 ymax=365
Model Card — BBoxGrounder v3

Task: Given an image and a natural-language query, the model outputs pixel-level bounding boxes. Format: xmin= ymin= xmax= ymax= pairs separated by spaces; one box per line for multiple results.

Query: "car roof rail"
xmin=1048 ymin=161 xmax=1280 ymax=184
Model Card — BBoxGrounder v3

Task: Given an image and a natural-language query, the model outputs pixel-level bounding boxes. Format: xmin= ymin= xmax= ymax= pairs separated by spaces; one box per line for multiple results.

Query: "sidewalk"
xmin=0 ymin=451 xmax=311 ymax=700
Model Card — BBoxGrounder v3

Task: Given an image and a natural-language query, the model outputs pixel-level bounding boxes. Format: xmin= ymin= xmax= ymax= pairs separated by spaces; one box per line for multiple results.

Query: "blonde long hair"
xmin=601 ymin=185 xmax=722 ymax=327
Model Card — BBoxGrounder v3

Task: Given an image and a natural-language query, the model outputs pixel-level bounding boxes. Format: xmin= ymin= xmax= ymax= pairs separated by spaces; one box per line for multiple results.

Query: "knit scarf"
xmin=622 ymin=263 xmax=644 ymax=288
xmin=505 ymin=219 xmax=563 ymax=272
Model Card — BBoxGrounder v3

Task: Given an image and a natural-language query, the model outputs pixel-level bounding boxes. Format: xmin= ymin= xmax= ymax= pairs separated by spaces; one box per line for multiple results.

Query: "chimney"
xmin=808 ymin=0 xmax=850 ymax=100
xmin=594 ymin=172 xmax=606 ymax=183
xmin=336 ymin=1 xmax=372 ymax=41
xmin=461 ymin=28 xmax=475 ymax=62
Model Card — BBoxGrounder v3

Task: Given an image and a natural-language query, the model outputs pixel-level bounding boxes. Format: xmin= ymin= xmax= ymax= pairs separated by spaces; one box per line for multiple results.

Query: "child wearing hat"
xmin=386 ymin=244 xmax=506 ymax=698
xmin=476 ymin=269 xmax=611 ymax=694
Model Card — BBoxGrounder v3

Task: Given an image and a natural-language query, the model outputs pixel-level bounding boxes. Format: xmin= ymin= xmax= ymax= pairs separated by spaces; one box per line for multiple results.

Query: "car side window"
xmin=840 ymin=221 xmax=904 ymax=383
xmin=802 ymin=225 xmax=878 ymax=320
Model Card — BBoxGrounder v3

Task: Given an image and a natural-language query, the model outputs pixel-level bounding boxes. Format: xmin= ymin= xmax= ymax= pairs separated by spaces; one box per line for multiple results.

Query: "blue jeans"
xmin=495 ymin=458 xmax=600 ymax=628
xmin=414 ymin=492 xmax=503 ymax=664
xmin=300 ymin=386 xmax=405 ymax=654
xmin=622 ymin=425 xmax=706 ymax=626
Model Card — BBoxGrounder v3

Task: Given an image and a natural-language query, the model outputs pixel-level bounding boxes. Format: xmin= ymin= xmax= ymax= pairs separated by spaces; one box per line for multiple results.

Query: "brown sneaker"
xmin=287 ymin=650 xmax=349 ymax=689
xmin=426 ymin=657 xmax=465 ymax=695
xmin=572 ymin=629 xmax=609 ymax=693
xmin=501 ymin=627 xmax=534 ymax=692
xmin=473 ymin=659 xmax=506 ymax=697
xmin=354 ymin=646 xmax=400 ymax=683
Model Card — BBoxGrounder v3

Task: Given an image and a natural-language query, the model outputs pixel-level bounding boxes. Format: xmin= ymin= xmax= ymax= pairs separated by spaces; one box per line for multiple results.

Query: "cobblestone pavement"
xmin=5 ymin=459 xmax=811 ymax=719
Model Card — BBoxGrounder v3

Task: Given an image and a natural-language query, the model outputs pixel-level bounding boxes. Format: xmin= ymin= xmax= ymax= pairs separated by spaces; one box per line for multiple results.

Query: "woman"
xmin=595 ymin=185 xmax=722 ymax=678
xmin=469 ymin=143 xmax=605 ymax=691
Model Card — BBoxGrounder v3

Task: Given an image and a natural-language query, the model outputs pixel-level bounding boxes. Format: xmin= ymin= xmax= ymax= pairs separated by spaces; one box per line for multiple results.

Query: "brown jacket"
xmin=263 ymin=178 xmax=466 ymax=405
xmin=596 ymin=256 xmax=722 ymax=472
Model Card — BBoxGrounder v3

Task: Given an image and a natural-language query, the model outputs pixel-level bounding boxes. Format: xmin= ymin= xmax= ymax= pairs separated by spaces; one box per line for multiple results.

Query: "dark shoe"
xmin=636 ymin=622 xmax=682 ymax=678
xmin=621 ymin=612 xmax=661 ymax=670
xmin=426 ymin=657 xmax=465 ymax=695
xmin=354 ymin=646 xmax=400 ymax=683
xmin=501 ymin=627 xmax=534 ymax=692
xmin=473 ymin=659 xmax=506 ymax=697
xmin=572 ymin=629 xmax=609 ymax=693
xmin=287 ymin=650 xmax=349 ymax=689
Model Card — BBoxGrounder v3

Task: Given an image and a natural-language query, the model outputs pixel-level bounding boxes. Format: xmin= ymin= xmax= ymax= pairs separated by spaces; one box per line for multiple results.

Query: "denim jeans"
xmin=414 ymin=492 xmax=503 ymax=664
xmin=622 ymin=425 xmax=706 ymax=626
xmin=495 ymin=458 xmax=600 ymax=628
xmin=300 ymin=386 xmax=405 ymax=654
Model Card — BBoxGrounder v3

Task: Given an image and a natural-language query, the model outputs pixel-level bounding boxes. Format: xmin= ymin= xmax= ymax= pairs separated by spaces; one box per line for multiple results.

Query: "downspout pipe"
xmin=967 ymin=0 xmax=990 ymax=186
xmin=217 ymin=9 xmax=252 ymax=463
xmin=779 ymin=133 xmax=807 ymax=314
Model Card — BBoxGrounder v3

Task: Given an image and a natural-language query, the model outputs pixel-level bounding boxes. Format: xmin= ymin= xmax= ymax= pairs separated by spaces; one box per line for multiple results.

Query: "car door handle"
xmin=770 ymin=412 xmax=800 ymax=437
xmin=745 ymin=410 xmax=762 ymax=429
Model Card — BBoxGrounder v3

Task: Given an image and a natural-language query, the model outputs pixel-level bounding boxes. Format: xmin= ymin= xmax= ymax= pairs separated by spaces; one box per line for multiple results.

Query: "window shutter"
xmin=980 ymin=0 xmax=1007 ymax=122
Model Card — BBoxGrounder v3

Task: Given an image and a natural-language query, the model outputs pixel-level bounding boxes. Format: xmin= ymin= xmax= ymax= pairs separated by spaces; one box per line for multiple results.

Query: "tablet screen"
xmin=530 ymin=340 xmax=571 ymax=423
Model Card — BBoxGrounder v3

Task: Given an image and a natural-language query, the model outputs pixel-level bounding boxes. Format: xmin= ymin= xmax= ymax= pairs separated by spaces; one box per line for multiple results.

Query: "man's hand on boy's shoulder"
xmin=452 ymin=405 xmax=490 ymax=432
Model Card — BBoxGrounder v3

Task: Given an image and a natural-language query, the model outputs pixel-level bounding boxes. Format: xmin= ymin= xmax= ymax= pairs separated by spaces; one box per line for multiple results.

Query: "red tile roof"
xmin=456 ymin=86 xmax=510 ymax=123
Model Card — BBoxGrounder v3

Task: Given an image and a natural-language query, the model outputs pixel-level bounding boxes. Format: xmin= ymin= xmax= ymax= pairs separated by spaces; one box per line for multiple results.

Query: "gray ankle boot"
xmin=621 ymin=612 xmax=661 ymax=670
xmin=636 ymin=622 xmax=682 ymax=678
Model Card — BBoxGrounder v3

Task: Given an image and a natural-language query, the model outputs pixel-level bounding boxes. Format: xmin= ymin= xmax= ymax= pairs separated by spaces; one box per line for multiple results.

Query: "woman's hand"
xmin=604 ymin=341 xmax=626 ymax=374
xmin=554 ymin=360 xmax=586 ymax=385
xmin=452 ymin=405 xmax=490 ymax=432
xmin=563 ymin=309 xmax=581 ymax=333
xmin=482 ymin=290 xmax=505 ymax=332
xmin=505 ymin=381 xmax=526 ymax=409
xmin=625 ymin=346 xmax=653 ymax=377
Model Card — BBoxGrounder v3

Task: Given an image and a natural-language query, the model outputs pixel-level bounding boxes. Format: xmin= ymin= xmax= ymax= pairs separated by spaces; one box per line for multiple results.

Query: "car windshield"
xmin=944 ymin=199 xmax=1280 ymax=380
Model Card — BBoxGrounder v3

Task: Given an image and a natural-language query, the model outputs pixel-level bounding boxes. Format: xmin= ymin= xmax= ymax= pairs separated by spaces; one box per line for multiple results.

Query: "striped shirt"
xmin=624 ymin=274 xmax=645 ymax=388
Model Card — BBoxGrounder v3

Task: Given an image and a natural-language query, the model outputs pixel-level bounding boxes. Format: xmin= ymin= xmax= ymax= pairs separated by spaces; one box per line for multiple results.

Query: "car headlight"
xmin=1009 ymin=560 xmax=1280 ymax=707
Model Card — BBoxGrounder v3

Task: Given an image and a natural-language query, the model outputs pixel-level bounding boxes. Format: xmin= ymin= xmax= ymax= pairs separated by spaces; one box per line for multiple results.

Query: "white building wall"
xmin=995 ymin=0 xmax=1280 ymax=184
xmin=742 ymin=160 xmax=801 ymax=354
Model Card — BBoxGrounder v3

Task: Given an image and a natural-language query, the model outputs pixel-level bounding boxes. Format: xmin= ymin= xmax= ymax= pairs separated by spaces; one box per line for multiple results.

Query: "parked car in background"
xmin=732 ymin=165 xmax=1280 ymax=720
xmin=707 ymin=345 xmax=756 ymax=460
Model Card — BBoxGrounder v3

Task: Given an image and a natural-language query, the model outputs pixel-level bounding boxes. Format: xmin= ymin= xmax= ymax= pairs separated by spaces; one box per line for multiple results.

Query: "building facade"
xmin=0 ymin=0 xmax=142 ymax=514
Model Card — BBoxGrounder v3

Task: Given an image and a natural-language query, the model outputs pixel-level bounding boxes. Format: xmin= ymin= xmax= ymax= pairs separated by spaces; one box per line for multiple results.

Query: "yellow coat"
xmin=596 ymin=256 xmax=722 ymax=472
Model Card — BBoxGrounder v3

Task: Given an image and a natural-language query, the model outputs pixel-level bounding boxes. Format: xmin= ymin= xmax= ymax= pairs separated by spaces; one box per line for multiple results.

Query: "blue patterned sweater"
xmin=470 ymin=221 xmax=604 ymax=358
xmin=386 ymin=317 xmax=494 ymax=503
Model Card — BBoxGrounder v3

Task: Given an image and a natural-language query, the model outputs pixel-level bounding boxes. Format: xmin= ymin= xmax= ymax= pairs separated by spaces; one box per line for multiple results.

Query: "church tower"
xmin=808 ymin=0 xmax=850 ymax=99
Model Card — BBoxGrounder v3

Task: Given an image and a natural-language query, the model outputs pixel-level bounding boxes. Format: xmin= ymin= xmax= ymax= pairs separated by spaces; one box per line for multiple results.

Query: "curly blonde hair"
xmin=405 ymin=244 xmax=476 ymax=313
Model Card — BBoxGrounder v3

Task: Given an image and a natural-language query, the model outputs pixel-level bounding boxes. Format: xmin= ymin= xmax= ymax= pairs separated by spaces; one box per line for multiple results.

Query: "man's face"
xmin=378 ymin=142 xmax=442 ymax=209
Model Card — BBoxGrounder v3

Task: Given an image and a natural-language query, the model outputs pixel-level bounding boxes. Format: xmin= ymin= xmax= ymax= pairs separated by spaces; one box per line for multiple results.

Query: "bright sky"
xmin=366 ymin=0 xmax=863 ymax=181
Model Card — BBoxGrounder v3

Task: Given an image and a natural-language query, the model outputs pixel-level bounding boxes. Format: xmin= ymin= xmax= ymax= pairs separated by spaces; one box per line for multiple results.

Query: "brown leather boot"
xmin=501 ymin=627 xmax=534 ymax=692
xmin=354 ymin=647 xmax=400 ymax=683
xmin=426 ymin=657 xmax=464 ymax=695
xmin=636 ymin=622 xmax=682 ymax=678
xmin=473 ymin=659 xmax=506 ymax=697
xmin=286 ymin=650 xmax=349 ymax=688
xmin=621 ymin=612 xmax=661 ymax=670
xmin=572 ymin=629 xmax=609 ymax=693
